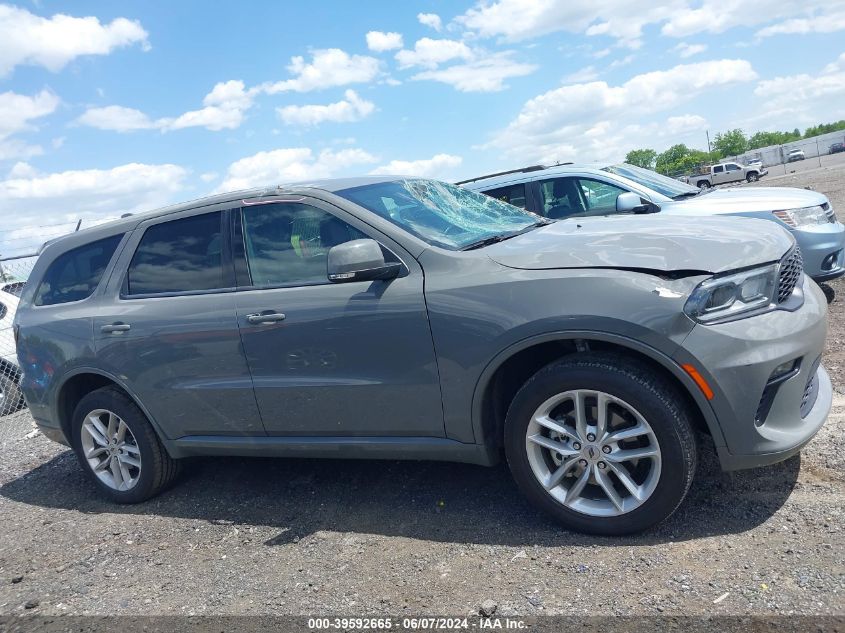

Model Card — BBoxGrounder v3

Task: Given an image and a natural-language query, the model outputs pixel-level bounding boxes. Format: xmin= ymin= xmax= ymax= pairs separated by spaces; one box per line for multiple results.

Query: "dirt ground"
xmin=0 ymin=165 xmax=844 ymax=618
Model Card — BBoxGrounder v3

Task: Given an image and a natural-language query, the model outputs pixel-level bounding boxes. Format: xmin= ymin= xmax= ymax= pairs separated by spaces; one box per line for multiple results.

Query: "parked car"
xmin=15 ymin=177 xmax=831 ymax=535
xmin=461 ymin=163 xmax=845 ymax=282
xmin=830 ymin=142 xmax=845 ymax=155
xmin=0 ymin=287 xmax=24 ymax=416
xmin=787 ymin=149 xmax=806 ymax=163
xmin=746 ymin=158 xmax=764 ymax=169
xmin=685 ymin=162 xmax=767 ymax=188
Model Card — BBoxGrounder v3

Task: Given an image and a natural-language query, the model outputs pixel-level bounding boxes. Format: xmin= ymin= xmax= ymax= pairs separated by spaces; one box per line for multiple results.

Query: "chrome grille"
xmin=777 ymin=246 xmax=803 ymax=303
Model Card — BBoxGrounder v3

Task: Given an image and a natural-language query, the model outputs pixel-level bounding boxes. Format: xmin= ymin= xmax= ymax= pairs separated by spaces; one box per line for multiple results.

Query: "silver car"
xmin=15 ymin=177 xmax=831 ymax=535
xmin=462 ymin=163 xmax=845 ymax=282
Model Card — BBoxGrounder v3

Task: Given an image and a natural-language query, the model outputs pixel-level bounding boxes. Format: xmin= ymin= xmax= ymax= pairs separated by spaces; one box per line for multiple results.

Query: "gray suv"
xmin=14 ymin=177 xmax=831 ymax=535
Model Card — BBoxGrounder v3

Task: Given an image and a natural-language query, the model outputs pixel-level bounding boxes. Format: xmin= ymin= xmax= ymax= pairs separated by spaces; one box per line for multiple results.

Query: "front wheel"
xmin=71 ymin=386 xmax=181 ymax=503
xmin=746 ymin=172 xmax=759 ymax=182
xmin=504 ymin=354 xmax=697 ymax=535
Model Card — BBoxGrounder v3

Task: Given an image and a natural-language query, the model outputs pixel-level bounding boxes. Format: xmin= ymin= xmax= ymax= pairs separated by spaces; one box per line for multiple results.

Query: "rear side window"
xmin=33 ymin=235 xmax=123 ymax=306
xmin=483 ymin=184 xmax=527 ymax=209
xmin=127 ymin=211 xmax=225 ymax=296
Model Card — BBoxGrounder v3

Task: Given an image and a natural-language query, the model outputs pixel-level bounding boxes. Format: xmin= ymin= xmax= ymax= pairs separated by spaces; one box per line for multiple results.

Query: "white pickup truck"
xmin=687 ymin=161 xmax=767 ymax=189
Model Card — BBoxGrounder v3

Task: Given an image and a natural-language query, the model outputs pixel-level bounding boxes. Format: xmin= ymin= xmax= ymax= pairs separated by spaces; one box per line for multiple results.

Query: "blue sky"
xmin=1 ymin=0 xmax=844 ymax=255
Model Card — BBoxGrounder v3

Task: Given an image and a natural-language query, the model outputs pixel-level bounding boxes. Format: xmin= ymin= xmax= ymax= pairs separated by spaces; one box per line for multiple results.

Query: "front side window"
xmin=577 ymin=178 xmax=629 ymax=215
xmin=483 ymin=183 xmax=528 ymax=209
xmin=539 ymin=177 xmax=586 ymax=219
xmin=241 ymin=203 xmax=367 ymax=287
xmin=34 ymin=235 xmax=123 ymax=306
xmin=726 ymin=163 xmax=740 ymax=172
xmin=337 ymin=179 xmax=541 ymax=250
xmin=127 ymin=212 xmax=225 ymax=296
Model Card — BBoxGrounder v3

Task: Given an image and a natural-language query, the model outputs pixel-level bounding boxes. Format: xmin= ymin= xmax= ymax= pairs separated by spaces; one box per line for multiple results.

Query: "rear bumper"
xmin=675 ymin=275 xmax=830 ymax=470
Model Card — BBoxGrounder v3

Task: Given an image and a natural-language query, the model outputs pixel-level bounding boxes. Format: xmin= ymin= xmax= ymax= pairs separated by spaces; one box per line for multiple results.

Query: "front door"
xmin=233 ymin=199 xmax=444 ymax=437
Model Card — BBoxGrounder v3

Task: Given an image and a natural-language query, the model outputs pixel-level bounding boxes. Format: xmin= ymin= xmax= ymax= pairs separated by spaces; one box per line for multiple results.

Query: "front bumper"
xmin=675 ymin=275 xmax=830 ymax=470
xmin=793 ymin=221 xmax=845 ymax=281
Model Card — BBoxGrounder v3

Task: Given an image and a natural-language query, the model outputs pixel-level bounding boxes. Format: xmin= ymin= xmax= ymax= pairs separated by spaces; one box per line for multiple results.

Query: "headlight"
xmin=684 ymin=264 xmax=778 ymax=323
xmin=773 ymin=205 xmax=828 ymax=227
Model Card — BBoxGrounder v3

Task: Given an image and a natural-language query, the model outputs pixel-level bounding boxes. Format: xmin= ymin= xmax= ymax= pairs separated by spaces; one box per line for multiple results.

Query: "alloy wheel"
xmin=80 ymin=408 xmax=142 ymax=491
xmin=524 ymin=389 xmax=661 ymax=517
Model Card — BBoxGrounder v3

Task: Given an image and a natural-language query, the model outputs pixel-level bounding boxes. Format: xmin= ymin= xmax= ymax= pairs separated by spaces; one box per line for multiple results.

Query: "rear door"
xmin=232 ymin=198 xmax=444 ymax=437
xmin=711 ymin=165 xmax=726 ymax=184
xmin=93 ymin=207 xmax=264 ymax=439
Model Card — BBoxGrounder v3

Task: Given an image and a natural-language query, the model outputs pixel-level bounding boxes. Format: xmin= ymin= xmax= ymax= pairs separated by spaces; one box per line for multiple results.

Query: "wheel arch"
xmin=56 ymin=368 xmax=172 ymax=453
xmin=470 ymin=331 xmax=726 ymax=454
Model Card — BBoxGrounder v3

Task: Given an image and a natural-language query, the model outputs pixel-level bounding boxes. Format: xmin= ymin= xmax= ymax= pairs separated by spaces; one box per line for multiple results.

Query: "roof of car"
xmin=40 ymin=175 xmax=406 ymax=250
xmin=458 ymin=163 xmax=615 ymax=190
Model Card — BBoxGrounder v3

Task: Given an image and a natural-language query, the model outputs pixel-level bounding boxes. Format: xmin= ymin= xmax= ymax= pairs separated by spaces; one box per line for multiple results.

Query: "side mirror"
xmin=327 ymin=239 xmax=401 ymax=283
xmin=616 ymin=192 xmax=651 ymax=214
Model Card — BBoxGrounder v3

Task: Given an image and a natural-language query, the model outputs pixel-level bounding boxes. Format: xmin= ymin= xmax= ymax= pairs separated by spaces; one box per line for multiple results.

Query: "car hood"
xmin=485 ymin=214 xmax=793 ymax=274
xmin=662 ymin=187 xmax=828 ymax=216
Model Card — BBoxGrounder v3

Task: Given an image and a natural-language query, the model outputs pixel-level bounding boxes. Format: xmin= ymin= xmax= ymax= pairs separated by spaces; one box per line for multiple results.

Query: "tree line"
xmin=625 ymin=120 xmax=845 ymax=175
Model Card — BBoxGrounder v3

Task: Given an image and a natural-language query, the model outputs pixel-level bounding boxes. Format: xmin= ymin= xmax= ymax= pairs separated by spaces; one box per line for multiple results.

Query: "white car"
xmin=787 ymin=149 xmax=806 ymax=163
xmin=0 ymin=286 xmax=25 ymax=416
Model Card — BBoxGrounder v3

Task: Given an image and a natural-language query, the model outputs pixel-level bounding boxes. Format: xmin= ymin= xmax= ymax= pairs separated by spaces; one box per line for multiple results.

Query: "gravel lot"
xmin=1 ymin=166 xmax=844 ymax=618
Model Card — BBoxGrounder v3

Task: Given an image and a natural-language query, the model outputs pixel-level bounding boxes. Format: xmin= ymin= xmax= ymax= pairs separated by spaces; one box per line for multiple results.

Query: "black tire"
xmin=71 ymin=386 xmax=181 ymax=503
xmin=746 ymin=172 xmax=759 ymax=182
xmin=697 ymin=180 xmax=710 ymax=189
xmin=0 ymin=373 xmax=24 ymax=417
xmin=504 ymin=353 xmax=697 ymax=535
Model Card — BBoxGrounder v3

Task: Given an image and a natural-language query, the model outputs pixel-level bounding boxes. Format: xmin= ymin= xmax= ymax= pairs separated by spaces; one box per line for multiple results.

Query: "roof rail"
xmin=455 ymin=165 xmax=547 ymax=185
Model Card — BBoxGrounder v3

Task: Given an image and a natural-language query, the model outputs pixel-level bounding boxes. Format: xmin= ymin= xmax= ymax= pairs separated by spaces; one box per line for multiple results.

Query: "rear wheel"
xmin=697 ymin=180 xmax=710 ymax=189
xmin=504 ymin=354 xmax=697 ymax=535
xmin=71 ymin=387 xmax=180 ymax=503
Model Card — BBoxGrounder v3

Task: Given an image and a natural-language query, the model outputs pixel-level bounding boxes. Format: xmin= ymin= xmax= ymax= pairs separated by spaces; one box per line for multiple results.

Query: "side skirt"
xmin=167 ymin=435 xmax=498 ymax=466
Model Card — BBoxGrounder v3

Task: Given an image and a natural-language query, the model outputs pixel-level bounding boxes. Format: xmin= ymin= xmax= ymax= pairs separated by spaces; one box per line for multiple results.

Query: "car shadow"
xmin=0 ymin=434 xmax=800 ymax=547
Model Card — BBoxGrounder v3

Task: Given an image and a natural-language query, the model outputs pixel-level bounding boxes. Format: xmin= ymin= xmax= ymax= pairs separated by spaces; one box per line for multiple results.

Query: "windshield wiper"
xmin=461 ymin=221 xmax=552 ymax=251
xmin=672 ymin=191 xmax=701 ymax=200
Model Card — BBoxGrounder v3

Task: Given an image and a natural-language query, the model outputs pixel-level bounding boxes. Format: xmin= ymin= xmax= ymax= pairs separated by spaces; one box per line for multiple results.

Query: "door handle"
xmin=101 ymin=323 xmax=131 ymax=333
xmin=246 ymin=311 xmax=286 ymax=325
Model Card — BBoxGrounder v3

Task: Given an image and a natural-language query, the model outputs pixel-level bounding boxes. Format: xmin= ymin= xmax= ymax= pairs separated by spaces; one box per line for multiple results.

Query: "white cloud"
xmin=673 ymin=42 xmax=707 ymax=58
xmin=410 ymin=52 xmax=537 ymax=92
xmin=78 ymin=80 xmax=257 ymax=132
xmin=750 ymin=53 xmax=845 ymax=127
xmin=0 ymin=5 xmax=149 ymax=78
xmin=395 ymin=38 xmax=474 ymax=69
xmin=366 ymin=31 xmax=403 ymax=52
xmin=200 ymin=172 xmax=218 ymax=183
xmin=454 ymin=0 xmax=841 ymax=45
xmin=370 ymin=154 xmax=463 ymax=178
xmin=609 ymin=55 xmax=635 ymax=68
xmin=77 ymin=105 xmax=157 ymax=132
xmin=417 ymin=13 xmax=443 ymax=31
xmin=564 ymin=66 xmax=599 ymax=83
xmin=0 ymin=162 xmax=188 ymax=254
xmin=0 ymin=90 xmax=61 ymax=139
xmin=262 ymin=49 xmax=381 ymax=93
xmin=755 ymin=10 xmax=845 ymax=38
xmin=485 ymin=59 xmax=756 ymax=164
xmin=277 ymin=90 xmax=375 ymax=126
xmin=166 ymin=80 xmax=255 ymax=131
xmin=0 ymin=89 xmax=60 ymax=161
xmin=217 ymin=147 xmax=378 ymax=192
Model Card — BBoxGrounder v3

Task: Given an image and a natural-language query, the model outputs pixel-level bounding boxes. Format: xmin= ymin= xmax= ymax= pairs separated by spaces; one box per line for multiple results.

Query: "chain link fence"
xmin=0 ymin=254 xmax=37 ymax=416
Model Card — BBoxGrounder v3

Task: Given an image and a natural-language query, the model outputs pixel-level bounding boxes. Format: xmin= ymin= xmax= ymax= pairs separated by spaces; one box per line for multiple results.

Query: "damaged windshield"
xmin=336 ymin=179 xmax=546 ymax=250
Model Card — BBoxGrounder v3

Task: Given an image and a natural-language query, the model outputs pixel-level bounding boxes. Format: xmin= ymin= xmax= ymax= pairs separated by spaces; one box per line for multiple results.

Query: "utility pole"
xmin=706 ymin=130 xmax=712 ymax=155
